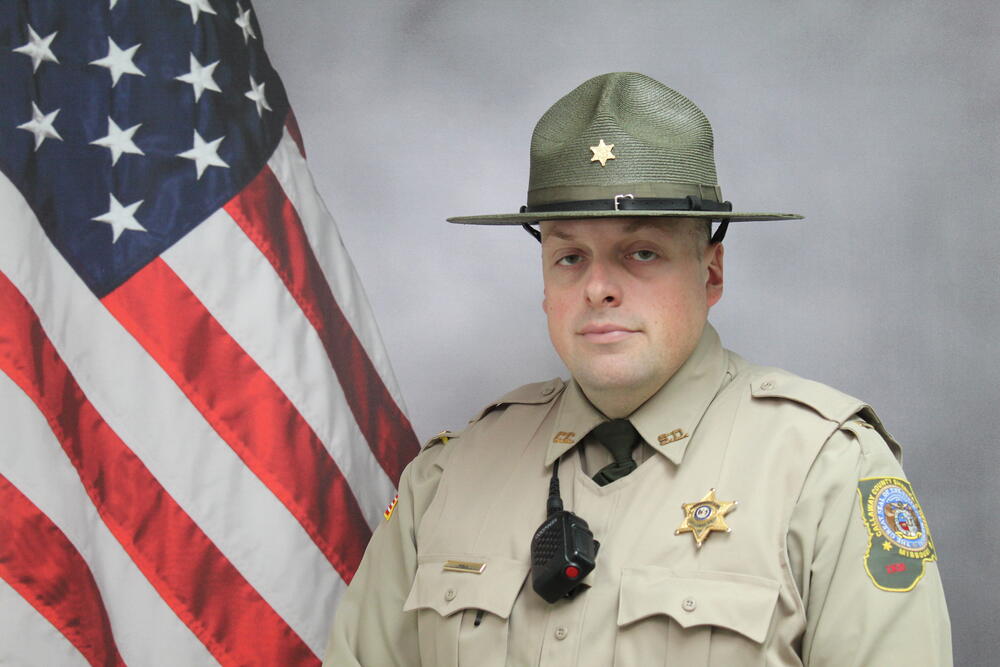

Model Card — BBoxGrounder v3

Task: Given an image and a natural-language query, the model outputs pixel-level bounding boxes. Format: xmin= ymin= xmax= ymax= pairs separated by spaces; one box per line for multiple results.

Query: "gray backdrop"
xmin=256 ymin=2 xmax=998 ymax=664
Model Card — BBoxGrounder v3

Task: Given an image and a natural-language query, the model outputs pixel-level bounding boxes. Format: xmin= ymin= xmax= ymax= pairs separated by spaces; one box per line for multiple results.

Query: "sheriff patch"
xmin=857 ymin=477 xmax=936 ymax=592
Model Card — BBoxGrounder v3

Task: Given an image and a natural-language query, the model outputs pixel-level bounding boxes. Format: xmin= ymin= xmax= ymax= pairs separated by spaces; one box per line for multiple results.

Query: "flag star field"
xmin=2 ymin=0 xmax=287 ymax=297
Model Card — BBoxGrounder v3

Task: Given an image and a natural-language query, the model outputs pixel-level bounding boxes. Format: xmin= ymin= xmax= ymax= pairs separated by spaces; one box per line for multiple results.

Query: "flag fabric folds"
xmin=0 ymin=1 xmax=420 ymax=664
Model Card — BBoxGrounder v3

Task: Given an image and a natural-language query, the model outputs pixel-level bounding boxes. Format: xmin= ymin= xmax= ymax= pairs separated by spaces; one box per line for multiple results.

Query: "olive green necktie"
xmin=591 ymin=419 xmax=640 ymax=486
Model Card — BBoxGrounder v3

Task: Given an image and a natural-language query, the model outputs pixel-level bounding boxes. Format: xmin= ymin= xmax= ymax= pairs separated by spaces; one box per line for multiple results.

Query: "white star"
xmin=92 ymin=193 xmax=147 ymax=243
xmin=178 ymin=129 xmax=228 ymax=179
xmin=235 ymin=3 xmax=256 ymax=43
xmin=90 ymin=37 xmax=144 ymax=86
xmin=245 ymin=75 xmax=272 ymax=117
xmin=91 ymin=118 xmax=144 ymax=165
xmin=176 ymin=0 xmax=217 ymax=23
xmin=13 ymin=25 xmax=59 ymax=72
xmin=17 ymin=102 xmax=62 ymax=150
xmin=175 ymin=54 xmax=221 ymax=102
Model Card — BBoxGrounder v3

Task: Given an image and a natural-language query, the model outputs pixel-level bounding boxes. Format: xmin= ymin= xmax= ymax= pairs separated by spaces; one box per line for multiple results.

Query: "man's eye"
xmin=630 ymin=250 xmax=658 ymax=262
xmin=556 ymin=254 xmax=583 ymax=266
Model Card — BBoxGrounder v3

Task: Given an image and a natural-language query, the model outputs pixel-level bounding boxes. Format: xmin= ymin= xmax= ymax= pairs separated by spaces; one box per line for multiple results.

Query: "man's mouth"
xmin=579 ymin=323 xmax=639 ymax=343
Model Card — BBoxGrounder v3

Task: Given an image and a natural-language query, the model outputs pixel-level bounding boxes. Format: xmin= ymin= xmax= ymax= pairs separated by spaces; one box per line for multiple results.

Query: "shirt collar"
xmin=544 ymin=323 xmax=731 ymax=466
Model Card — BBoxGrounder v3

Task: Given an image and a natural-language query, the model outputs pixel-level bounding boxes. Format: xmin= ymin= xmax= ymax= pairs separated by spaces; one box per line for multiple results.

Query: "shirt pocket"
xmin=403 ymin=554 xmax=529 ymax=667
xmin=615 ymin=567 xmax=780 ymax=667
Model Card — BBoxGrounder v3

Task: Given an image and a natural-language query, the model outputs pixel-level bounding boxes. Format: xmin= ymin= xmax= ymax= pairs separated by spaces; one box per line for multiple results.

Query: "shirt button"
xmin=681 ymin=597 xmax=697 ymax=612
xmin=444 ymin=588 xmax=456 ymax=602
xmin=759 ymin=380 xmax=774 ymax=391
xmin=554 ymin=626 xmax=568 ymax=640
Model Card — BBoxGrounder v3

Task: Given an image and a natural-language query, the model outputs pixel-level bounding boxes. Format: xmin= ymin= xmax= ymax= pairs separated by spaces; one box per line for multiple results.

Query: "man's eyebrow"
xmin=542 ymin=227 xmax=576 ymax=242
xmin=542 ymin=218 xmax=673 ymax=241
xmin=623 ymin=219 xmax=665 ymax=234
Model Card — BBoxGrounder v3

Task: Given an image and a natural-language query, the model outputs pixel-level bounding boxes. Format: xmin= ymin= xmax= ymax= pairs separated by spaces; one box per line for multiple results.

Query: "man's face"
xmin=540 ymin=217 xmax=724 ymax=416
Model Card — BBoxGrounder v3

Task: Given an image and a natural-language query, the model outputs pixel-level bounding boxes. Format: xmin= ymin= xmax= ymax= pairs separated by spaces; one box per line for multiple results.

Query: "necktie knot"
xmin=591 ymin=419 xmax=640 ymax=486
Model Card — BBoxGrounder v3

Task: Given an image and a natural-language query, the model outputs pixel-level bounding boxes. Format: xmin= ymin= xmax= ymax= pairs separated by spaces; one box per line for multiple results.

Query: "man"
xmin=325 ymin=72 xmax=951 ymax=665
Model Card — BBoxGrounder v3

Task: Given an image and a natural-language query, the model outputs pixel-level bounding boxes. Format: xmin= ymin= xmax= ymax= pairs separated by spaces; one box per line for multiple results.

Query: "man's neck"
xmin=579 ymin=382 xmax=664 ymax=419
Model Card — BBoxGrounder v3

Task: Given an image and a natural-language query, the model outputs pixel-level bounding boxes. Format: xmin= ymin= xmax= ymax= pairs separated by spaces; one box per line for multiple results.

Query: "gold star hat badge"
xmin=675 ymin=488 xmax=737 ymax=548
xmin=589 ymin=138 xmax=615 ymax=167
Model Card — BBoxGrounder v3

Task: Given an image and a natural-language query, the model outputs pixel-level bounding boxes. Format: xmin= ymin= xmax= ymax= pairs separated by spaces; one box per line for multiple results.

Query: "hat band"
xmin=519 ymin=194 xmax=732 ymax=244
xmin=520 ymin=195 xmax=733 ymax=214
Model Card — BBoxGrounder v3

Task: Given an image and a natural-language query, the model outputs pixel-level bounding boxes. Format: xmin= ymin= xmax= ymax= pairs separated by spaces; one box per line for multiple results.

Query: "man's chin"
xmin=572 ymin=365 xmax=661 ymax=396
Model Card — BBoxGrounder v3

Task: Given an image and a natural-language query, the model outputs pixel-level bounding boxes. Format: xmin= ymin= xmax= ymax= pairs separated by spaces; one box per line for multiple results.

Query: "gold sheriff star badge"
xmin=675 ymin=488 xmax=738 ymax=548
xmin=589 ymin=139 xmax=615 ymax=166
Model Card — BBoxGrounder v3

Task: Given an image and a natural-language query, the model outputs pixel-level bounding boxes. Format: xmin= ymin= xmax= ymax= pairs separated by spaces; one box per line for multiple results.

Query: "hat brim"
xmin=448 ymin=210 xmax=803 ymax=225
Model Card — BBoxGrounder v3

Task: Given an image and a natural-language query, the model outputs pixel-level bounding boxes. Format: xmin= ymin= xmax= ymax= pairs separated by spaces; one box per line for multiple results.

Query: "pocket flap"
xmin=403 ymin=555 xmax=529 ymax=619
xmin=618 ymin=567 xmax=779 ymax=644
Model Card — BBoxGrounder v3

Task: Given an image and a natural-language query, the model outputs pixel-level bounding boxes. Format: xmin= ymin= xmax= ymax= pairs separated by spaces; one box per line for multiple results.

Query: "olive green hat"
xmin=448 ymin=72 xmax=802 ymax=240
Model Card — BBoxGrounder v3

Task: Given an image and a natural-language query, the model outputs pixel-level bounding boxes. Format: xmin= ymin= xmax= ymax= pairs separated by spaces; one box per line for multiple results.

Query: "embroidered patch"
xmin=383 ymin=493 xmax=399 ymax=521
xmin=857 ymin=477 xmax=936 ymax=591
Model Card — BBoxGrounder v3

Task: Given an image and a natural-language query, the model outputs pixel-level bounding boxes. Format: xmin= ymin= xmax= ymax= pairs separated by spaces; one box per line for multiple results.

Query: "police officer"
xmin=325 ymin=72 xmax=952 ymax=665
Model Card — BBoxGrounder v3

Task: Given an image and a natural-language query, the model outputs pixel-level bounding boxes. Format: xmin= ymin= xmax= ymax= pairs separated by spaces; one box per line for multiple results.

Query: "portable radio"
xmin=529 ymin=458 xmax=599 ymax=603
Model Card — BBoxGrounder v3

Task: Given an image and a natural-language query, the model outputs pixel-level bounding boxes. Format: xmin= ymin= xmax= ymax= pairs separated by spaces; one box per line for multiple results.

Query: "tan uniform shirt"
xmin=326 ymin=325 xmax=951 ymax=665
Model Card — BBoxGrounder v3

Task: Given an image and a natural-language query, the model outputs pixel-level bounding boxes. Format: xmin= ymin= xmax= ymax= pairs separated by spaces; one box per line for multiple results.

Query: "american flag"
xmin=0 ymin=1 xmax=419 ymax=665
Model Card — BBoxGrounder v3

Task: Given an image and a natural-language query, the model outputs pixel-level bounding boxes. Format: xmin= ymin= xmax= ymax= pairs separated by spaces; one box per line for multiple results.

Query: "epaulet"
xmin=468 ymin=377 xmax=566 ymax=425
xmin=422 ymin=429 xmax=459 ymax=451
xmin=842 ymin=407 xmax=903 ymax=462
xmin=748 ymin=367 xmax=866 ymax=425
xmin=748 ymin=367 xmax=902 ymax=460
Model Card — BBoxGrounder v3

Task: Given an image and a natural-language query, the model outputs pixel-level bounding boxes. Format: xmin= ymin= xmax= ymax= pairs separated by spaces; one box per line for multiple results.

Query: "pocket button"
xmin=444 ymin=588 xmax=457 ymax=602
xmin=681 ymin=597 xmax=697 ymax=612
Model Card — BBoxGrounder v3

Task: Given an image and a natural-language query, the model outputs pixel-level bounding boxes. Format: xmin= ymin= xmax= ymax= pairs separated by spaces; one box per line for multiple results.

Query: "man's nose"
xmin=584 ymin=258 xmax=623 ymax=307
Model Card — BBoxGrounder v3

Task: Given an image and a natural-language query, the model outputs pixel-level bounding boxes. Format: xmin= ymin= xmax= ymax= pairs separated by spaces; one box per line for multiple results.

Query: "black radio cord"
xmin=546 ymin=457 xmax=563 ymax=517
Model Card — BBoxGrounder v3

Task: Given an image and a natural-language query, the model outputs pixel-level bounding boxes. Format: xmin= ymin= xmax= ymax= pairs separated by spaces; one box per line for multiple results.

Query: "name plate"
xmin=442 ymin=560 xmax=486 ymax=574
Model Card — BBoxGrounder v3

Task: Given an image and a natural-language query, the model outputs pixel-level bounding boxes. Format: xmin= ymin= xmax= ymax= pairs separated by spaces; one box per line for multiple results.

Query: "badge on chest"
xmin=675 ymin=488 xmax=738 ymax=548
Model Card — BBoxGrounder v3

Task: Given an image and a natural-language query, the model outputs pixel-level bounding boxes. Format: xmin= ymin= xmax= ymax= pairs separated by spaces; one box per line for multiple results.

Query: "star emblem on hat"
xmin=589 ymin=139 xmax=615 ymax=167
xmin=675 ymin=488 xmax=737 ymax=548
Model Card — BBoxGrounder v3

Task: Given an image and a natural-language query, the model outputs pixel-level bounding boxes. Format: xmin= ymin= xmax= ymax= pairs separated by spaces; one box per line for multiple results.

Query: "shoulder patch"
xmin=857 ymin=476 xmax=936 ymax=592
xmin=469 ymin=377 xmax=566 ymax=424
xmin=749 ymin=368 xmax=865 ymax=424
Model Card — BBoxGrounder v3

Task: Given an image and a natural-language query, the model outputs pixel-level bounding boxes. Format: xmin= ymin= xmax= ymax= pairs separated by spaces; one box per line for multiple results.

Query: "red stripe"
xmin=285 ymin=112 xmax=306 ymax=158
xmin=224 ymin=165 xmax=419 ymax=485
xmin=0 ymin=272 xmax=318 ymax=666
xmin=102 ymin=258 xmax=371 ymax=582
xmin=0 ymin=473 xmax=125 ymax=667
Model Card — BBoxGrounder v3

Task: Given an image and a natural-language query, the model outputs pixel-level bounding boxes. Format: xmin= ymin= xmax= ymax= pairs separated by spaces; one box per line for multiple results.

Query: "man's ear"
xmin=705 ymin=243 xmax=724 ymax=308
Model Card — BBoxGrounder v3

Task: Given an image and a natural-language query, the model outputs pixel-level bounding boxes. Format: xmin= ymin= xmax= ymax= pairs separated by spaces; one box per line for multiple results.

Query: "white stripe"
xmin=269 ymin=129 xmax=411 ymax=414
xmin=0 ymin=371 xmax=217 ymax=666
xmin=0 ymin=579 xmax=90 ymax=667
xmin=162 ymin=209 xmax=396 ymax=527
xmin=0 ymin=174 xmax=344 ymax=657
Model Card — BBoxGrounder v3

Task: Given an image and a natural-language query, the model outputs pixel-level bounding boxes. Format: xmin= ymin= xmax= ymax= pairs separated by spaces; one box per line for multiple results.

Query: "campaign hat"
xmin=448 ymin=72 xmax=802 ymax=234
